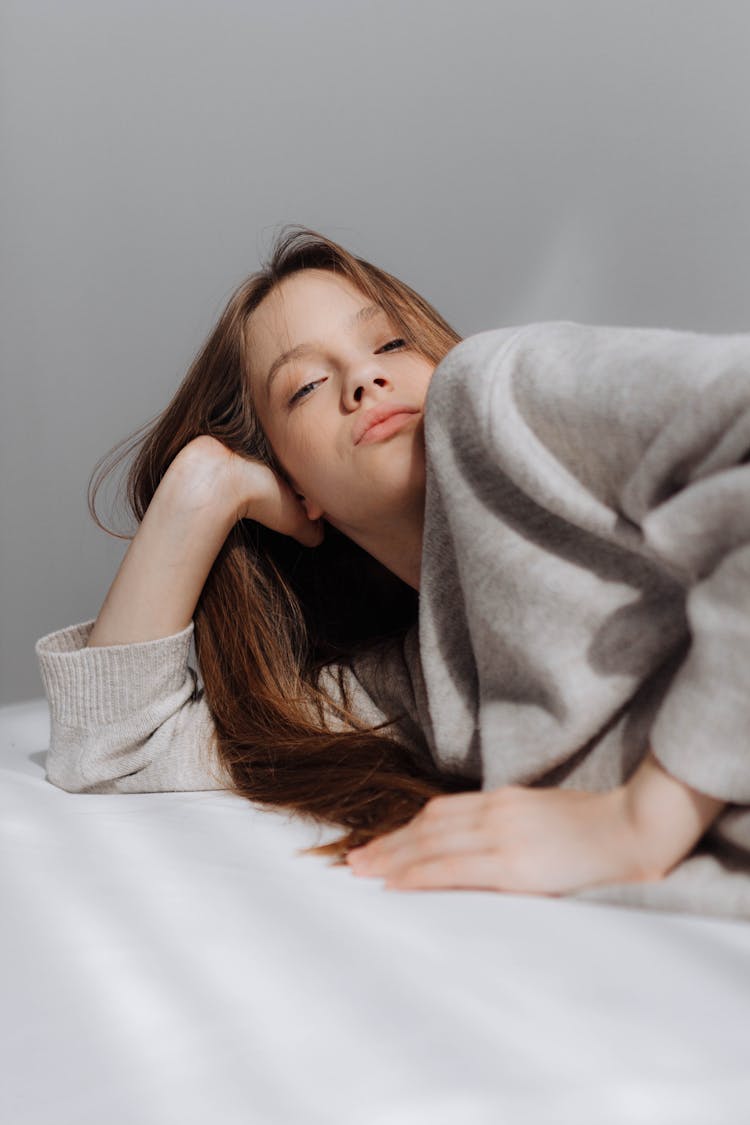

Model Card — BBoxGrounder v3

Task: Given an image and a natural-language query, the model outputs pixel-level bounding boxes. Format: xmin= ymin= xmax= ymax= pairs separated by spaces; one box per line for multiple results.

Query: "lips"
xmin=354 ymin=403 xmax=419 ymax=445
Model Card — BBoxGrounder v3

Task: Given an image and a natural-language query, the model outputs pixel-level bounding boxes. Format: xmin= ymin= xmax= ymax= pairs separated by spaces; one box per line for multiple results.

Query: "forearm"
xmin=87 ymin=445 xmax=238 ymax=647
xmin=622 ymin=747 xmax=727 ymax=879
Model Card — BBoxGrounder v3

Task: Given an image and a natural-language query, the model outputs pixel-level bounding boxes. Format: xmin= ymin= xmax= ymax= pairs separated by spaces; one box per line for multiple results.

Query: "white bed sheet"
xmin=3 ymin=699 xmax=750 ymax=1125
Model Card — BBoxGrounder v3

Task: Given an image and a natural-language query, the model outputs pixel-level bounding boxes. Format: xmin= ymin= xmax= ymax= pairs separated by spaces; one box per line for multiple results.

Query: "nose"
xmin=344 ymin=368 xmax=389 ymax=408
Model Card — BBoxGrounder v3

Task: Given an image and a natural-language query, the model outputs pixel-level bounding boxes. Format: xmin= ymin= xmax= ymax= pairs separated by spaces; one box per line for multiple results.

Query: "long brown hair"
xmin=89 ymin=224 xmax=481 ymax=864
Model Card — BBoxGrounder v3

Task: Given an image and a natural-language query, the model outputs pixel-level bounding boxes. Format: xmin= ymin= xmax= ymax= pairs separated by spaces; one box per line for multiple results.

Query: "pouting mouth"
xmin=354 ymin=405 xmax=419 ymax=445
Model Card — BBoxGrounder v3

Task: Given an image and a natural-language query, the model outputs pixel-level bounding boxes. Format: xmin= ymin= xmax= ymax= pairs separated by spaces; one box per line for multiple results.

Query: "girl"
xmin=36 ymin=225 xmax=750 ymax=917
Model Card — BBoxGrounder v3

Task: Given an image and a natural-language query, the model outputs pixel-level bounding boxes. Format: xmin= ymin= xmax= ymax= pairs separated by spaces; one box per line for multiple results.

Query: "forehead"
xmin=251 ymin=270 xmax=374 ymax=344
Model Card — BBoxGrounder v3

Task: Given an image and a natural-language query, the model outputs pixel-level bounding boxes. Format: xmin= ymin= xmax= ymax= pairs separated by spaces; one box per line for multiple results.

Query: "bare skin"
xmin=244 ymin=268 xmax=434 ymax=591
xmin=346 ymin=752 xmax=727 ymax=895
xmin=86 ymin=436 xmax=323 ymax=648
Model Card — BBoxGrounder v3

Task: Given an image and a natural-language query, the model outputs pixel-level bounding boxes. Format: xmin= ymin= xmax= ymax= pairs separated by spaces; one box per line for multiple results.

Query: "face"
xmin=245 ymin=269 xmax=436 ymax=540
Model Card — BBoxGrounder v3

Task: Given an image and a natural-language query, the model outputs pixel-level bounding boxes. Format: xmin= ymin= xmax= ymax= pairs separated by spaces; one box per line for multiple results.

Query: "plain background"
xmin=2 ymin=0 xmax=748 ymax=705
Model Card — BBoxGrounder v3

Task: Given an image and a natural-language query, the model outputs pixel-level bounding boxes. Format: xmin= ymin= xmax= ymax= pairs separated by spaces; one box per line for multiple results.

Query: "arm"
xmin=36 ymin=616 xmax=228 ymax=793
xmin=622 ymin=748 xmax=728 ymax=880
xmin=87 ymin=437 xmax=240 ymax=646
xmin=37 ymin=439 xmax=240 ymax=792
xmin=495 ymin=322 xmax=750 ymax=807
xmin=539 ymin=321 xmax=750 ymax=815
xmin=37 ymin=437 xmax=325 ymax=793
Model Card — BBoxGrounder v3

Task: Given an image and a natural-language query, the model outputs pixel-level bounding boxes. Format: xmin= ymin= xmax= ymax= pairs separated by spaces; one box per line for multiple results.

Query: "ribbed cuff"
xmin=35 ymin=618 xmax=196 ymax=727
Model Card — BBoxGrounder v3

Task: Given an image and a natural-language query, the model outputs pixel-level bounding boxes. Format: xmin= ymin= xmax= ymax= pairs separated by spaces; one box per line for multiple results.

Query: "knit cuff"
xmin=35 ymin=618 xmax=196 ymax=727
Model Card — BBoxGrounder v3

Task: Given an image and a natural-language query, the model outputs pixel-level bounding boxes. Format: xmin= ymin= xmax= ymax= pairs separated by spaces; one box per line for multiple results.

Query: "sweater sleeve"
xmin=618 ymin=364 xmax=750 ymax=803
xmin=35 ymin=618 xmax=427 ymax=796
xmin=484 ymin=320 xmax=750 ymax=803
xmin=35 ymin=618 xmax=232 ymax=793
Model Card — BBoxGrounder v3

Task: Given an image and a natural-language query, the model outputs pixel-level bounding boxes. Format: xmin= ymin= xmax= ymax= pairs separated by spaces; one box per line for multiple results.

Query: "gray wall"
xmin=2 ymin=0 xmax=749 ymax=704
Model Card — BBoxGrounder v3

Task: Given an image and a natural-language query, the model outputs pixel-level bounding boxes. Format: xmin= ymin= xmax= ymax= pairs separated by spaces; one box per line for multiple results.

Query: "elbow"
xmin=44 ymin=758 xmax=89 ymax=793
xmin=44 ymin=752 xmax=117 ymax=794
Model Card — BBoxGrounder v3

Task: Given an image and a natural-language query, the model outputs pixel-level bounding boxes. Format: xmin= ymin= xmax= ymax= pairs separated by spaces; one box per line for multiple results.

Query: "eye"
xmin=289 ymin=379 xmax=322 ymax=406
xmin=287 ymin=340 xmax=408 ymax=406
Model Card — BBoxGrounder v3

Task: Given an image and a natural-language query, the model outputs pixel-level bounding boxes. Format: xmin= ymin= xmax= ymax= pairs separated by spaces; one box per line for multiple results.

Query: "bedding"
xmin=3 ymin=698 xmax=750 ymax=1125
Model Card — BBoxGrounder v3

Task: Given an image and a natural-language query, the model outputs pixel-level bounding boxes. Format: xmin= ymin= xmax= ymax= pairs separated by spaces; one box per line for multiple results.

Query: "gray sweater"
xmin=36 ymin=320 xmax=750 ymax=922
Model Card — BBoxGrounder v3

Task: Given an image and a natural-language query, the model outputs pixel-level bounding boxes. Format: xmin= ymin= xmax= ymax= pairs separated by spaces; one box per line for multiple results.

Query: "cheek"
xmin=284 ymin=436 xmax=341 ymax=497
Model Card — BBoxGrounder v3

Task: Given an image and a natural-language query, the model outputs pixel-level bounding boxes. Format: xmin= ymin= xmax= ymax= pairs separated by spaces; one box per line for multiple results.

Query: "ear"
xmin=295 ymin=492 xmax=325 ymax=522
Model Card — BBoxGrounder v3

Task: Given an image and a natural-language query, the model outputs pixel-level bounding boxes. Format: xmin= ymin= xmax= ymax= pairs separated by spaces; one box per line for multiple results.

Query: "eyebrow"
xmin=264 ymin=303 xmax=385 ymax=399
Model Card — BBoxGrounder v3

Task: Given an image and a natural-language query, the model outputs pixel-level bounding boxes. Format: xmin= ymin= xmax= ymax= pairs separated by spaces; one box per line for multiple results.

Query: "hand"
xmin=346 ymin=784 xmax=665 ymax=896
xmin=176 ymin=435 xmax=324 ymax=549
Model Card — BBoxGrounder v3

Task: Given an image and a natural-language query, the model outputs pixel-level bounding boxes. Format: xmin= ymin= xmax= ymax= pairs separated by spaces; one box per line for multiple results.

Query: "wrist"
xmin=166 ymin=440 xmax=241 ymax=525
xmin=621 ymin=749 xmax=727 ymax=880
xmin=602 ymin=786 xmax=664 ymax=883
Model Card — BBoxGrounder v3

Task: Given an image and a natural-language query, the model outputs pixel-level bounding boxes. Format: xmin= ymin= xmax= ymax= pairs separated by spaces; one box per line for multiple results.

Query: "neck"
xmin=373 ymin=515 xmax=424 ymax=592
xmin=339 ymin=495 xmax=425 ymax=592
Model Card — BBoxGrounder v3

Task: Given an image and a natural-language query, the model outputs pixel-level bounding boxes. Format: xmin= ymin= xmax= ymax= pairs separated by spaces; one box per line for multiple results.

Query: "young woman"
xmin=36 ymin=225 xmax=750 ymax=916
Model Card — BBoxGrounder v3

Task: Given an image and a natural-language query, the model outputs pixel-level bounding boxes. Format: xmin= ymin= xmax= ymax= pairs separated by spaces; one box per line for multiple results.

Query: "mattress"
xmin=3 ymin=698 xmax=750 ymax=1125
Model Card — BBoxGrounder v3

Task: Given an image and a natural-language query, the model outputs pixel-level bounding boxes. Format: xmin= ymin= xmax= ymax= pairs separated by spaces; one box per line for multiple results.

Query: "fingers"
xmin=348 ymin=808 xmax=490 ymax=873
xmin=347 ymin=791 xmax=533 ymax=891
xmin=348 ymin=793 xmax=489 ymax=863
xmin=349 ymin=826 xmax=492 ymax=878
xmin=384 ymin=853 xmax=519 ymax=893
